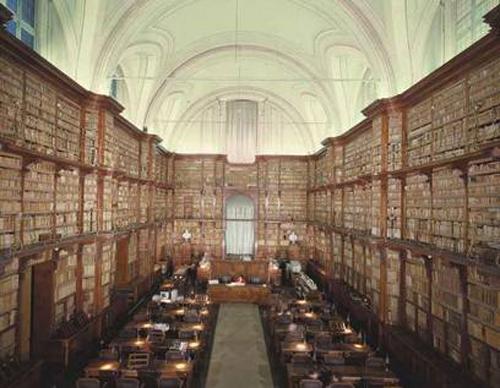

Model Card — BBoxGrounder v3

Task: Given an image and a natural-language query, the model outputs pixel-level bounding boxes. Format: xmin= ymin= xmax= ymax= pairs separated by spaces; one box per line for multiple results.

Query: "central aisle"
xmin=206 ymin=303 xmax=274 ymax=388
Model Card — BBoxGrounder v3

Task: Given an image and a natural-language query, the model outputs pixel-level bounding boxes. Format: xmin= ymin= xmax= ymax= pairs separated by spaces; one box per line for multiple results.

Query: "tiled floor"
xmin=206 ymin=303 xmax=274 ymax=388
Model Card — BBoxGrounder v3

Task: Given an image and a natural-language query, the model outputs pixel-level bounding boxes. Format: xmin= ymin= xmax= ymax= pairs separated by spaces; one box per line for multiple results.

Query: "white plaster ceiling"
xmin=36 ymin=0 xmax=498 ymax=155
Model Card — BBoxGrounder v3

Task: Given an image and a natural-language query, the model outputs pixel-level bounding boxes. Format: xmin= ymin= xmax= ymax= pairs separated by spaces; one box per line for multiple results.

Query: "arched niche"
xmin=224 ymin=193 xmax=255 ymax=259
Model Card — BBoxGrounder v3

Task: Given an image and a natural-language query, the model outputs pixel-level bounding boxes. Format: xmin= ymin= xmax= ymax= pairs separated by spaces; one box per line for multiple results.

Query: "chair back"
xmin=299 ymin=378 xmax=323 ymax=388
xmin=99 ymin=347 xmax=119 ymax=360
xmin=116 ymin=377 xmax=141 ymax=388
xmin=127 ymin=352 xmax=150 ymax=369
xmin=285 ymin=331 xmax=304 ymax=342
xmin=158 ymin=377 xmax=183 ymax=388
xmin=315 ymin=333 xmax=332 ymax=348
xmin=148 ymin=329 xmax=165 ymax=344
xmin=178 ymin=329 xmax=195 ymax=340
xmin=323 ymin=352 xmax=345 ymax=366
xmin=365 ymin=357 xmax=385 ymax=368
xmin=291 ymin=353 xmax=312 ymax=365
xmin=76 ymin=378 xmax=101 ymax=388
xmin=166 ymin=350 xmax=185 ymax=361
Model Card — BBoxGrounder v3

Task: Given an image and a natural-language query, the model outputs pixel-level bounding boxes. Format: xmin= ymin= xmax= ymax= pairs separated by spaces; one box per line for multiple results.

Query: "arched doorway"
xmin=225 ymin=194 xmax=255 ymax=259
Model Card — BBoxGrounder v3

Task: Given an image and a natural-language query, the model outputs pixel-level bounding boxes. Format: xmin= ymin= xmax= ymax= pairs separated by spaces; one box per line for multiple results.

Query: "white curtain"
xmin=226 ymin=100 xmax=257 ymax=163
xmin=225 ymin=194 xmax=254 ymax=256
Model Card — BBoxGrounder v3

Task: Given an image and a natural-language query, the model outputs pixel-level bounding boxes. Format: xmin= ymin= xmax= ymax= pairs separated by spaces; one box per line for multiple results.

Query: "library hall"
xmin=0 ymin=0 xmax=499 ymax=387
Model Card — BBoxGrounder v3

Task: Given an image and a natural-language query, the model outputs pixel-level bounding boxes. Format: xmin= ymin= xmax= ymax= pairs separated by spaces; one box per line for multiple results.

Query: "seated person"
xmin=233 ymin=274 xmax=246 ymax=284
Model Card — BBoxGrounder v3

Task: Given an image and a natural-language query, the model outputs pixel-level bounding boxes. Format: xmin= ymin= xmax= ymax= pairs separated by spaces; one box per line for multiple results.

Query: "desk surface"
xmin=207 ymin=284 xmax=271 ymax=304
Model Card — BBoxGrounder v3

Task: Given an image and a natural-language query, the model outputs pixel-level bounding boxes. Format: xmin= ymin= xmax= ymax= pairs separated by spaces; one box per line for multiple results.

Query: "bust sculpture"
xmin=182 ymin=229 xmax=192 ymax=242
xmin=288 ymin=231 xmax=298 ymax=244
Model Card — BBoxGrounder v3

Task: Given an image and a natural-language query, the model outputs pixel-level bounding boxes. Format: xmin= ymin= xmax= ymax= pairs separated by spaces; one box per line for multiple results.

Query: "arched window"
xmin=4 ymin=0 xmax=35 ymax=48
xmin=456 ymin=0 xmax=498 ymax=52
xmin=109 ymin=67 xmax=126 ymax=102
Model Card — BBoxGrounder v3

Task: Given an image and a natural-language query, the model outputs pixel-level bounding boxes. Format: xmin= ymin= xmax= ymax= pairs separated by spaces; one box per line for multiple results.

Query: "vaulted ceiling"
xmin=37 ymin=0 xmax=498 ymax=154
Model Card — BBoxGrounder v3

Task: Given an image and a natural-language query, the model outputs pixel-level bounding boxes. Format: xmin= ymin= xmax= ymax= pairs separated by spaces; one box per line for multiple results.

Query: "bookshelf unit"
xmin=0 ymin=26 xmax=174 ymax=363
xmin=306 ymin=14 xmax=500 ymax=387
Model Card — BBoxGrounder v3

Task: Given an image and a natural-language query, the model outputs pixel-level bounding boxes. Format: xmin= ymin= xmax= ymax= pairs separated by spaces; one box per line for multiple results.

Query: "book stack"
xmin=83 ymin=174 xmax=97 ymax=233
xmin=433 ymin=80 xmax=467 ymax=163
xmin=387 ymin=178 xmax=402 ymax=239
xmin=23 ymin=161 xmax=55 ymax=245
xmin=23 ymin=73 xmax=58 ymax=157
xmin=138 ymin=229 xmax=151 ymax=278
xmin=331 ymin=232 xmax=342 ymax=279
xmin=467 ymin=57 xmax=500 ymax=150
xmin=140 ymin=140 xmax=149 ymax=179
xmin=139 ymin=185 xmax=149 ymax=223
xmin=55 ymin=169 xmax=79 ymax=238
xmin=225 ymin=164 xmax=258 ymax=188
xmin=82 ymin=243 xmax=96 ymax=317
xmin=333 ymin=144 xmax=343 ymax=184
xmin=407 ymin=98 xmax=433 ymax=167
xmin=431 ymin=257 xmax=464 ymax=363
xmin=54 ymin=249 xmax=77 ymax=325
xmin=101 ymin=241 xmax=115 ymax=310
xmin=103 ymin=112 xmax=116 ymax=168
xmin=175 ymin=159 xmax=202 ymax=189
xmin=343 ymin=187 xmax=354 ymax=229
xmin=102 ymin=176 xmax=113 ymax=231
xmin=370 ymin=180 xmax=381 ymax=236
xmin=468 ymin=158 xmax=500 ymax=262
xmin=343 ymin=240 xmax=353 ymax=285
xmin=113 ymin=122 xmax=140 ymax=177
xmin=154 ymin=151 xmax=168 ymax=183
xmin=353 ymin=185 xmax=370 ymax=233
xmin=0 ymin=152 xmax=22 ymax=251
xmin=128 ymin=233 xmax=138 ymax=281
xmin=314 ymin=191 xmax=329 ymax=224
xmin=352 ymin=241 xmax=365 ymax=294
xmin=385 ymin=249 xmax=401 ymax=325
xmin=0 ymin=274 xmax=18 ymax=357
xmin=466 ymin=267 xmax=498 ymax=382
xmin=432 ymin=168 xmax=466 ymax=253
xmin=84 ymin=109 xmax=98 ymax=166
xmin=332 ymin=190 xmax=342 ymax=227
xmin=405 ymin=253 xmax=429 ymax=339
xmin=0 ymin=56 xmax=24 ymax=143
xmin=387 ymin=111 xmax=403 ymax=171
xmin=280 ymin=160 xmax=309 ymax=189
xmin=371 ymin=117 xmax=382 ymax=174
xmin=405 ymin=174 xmax=432 ymax=244
xmin=55 ymin=97 xmax=81 ymax=161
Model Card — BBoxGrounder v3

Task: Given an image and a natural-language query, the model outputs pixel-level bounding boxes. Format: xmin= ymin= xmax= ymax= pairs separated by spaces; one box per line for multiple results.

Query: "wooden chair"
xmin=76 ymin=378 xmax=102 ymax=388
xmin=165 ymin=350 xmax=185 ymax=361
xmin=158 ymin=377 xmax=183 ymax=388
xmin=325 ymin=383 xmax=355 ymax=388
xmin=291 ymin=353 xmax=313 ymax=365
xmin=148 ymin=329 xmax=165 ymax=344
xmin=323 ymin=352 xmax=345 ymax=366
xmin=116 ymin=377 xmax=143 ymax=388
xmin=127 ymin=352 xmax=150 ymax=369
xmin=365 ymin=356 xmax=385 ymax=369
xmin=178 ymin=329 xmax=196 ymax=340
xmin=299 ymin=378 xmax=323 ymax=388
xmin=99 ymin=347 xmax=119 ymax=360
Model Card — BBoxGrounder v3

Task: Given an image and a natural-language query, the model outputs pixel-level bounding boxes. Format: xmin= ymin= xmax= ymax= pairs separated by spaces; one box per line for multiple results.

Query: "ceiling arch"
xmin=37 ymin=0 xmax=496 ymax=156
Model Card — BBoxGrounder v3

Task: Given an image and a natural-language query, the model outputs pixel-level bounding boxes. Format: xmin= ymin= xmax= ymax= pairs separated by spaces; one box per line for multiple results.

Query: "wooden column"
xmin=425 ymin=256 xmax=433 ymax=344
xmin=379 ymin=247 xmax=388 ymax=344
xmin=398 ymin=250 xmax=407 ymax=327
xmin=16 ymin=263 xmax=32 ymax=361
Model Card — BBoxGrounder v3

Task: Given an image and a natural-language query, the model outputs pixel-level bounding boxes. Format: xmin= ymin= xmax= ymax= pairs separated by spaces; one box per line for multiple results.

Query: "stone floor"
xmin=206 ymin=303 xmax=274 ymax=388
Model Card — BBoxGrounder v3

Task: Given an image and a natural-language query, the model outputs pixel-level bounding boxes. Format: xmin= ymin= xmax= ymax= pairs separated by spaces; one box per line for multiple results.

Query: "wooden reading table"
xmin=207 ymin=284 xmax=270 ymax=304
